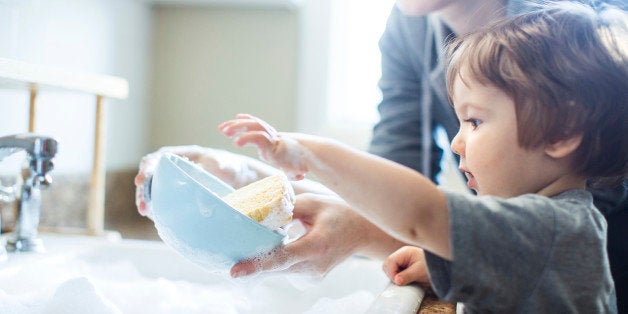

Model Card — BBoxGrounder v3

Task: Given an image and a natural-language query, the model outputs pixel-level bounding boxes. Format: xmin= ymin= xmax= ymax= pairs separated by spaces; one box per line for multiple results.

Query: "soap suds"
xmin=257 ymin=192 xmax=295 ymax=231
xmin=0 ymin=247 xmax=387 ymax=314
xmin=44 ymin=278 xmax=121 ymax=314
xmin=153 ymin=219 xmax=233 ymax=275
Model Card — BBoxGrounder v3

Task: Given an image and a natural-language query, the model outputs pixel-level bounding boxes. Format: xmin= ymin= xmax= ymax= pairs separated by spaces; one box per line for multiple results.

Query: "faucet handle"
xmin=34 ymin=159 xmax=54 ymax=184
xmin=1 ymin=134 xmax=58 ymax=254
xmin=35 ymin=173 xmax=53 ymax=188
xmin=22 ymin=158 xmax=54 ymax=189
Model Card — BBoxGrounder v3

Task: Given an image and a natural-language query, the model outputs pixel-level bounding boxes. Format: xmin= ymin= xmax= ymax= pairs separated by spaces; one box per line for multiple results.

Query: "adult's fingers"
xmin=230 ymin=225 xmax=329 ymax=278
xmin=134 ymin=172 xmax=146 ymax=186
xmin=231 ymin=243 xmax=302 ymax=278
xmin=292 ymin=193 xmax=334 ymax=220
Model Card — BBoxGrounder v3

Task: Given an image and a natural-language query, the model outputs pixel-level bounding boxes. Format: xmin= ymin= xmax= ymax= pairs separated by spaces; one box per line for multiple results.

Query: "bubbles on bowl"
xmin=195 ymin=196 xmax=216 ymax=218
xmin=154 ymin=221 xmax=232 ymax=275
xmin=197 ymin=205 xmax=214 ymax=217
xmin=151 ymin=154 xmax=285 ymax=265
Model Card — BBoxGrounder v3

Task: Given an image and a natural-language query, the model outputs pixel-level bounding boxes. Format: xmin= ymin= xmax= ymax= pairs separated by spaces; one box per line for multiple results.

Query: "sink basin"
xmin=0 ymin=233 xmax=424 ymax=313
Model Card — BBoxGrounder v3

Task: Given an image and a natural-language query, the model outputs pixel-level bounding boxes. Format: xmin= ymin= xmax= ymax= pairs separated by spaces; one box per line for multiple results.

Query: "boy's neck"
xmin=439 ymin=0 xmax=507 ymax=35
xmin=536 ymin=173 xmax=587 ymax=198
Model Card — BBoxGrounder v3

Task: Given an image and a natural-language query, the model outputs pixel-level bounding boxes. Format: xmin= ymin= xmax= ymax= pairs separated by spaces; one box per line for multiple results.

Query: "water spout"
xmin=0 ymin=134 xmax=58 ymax=253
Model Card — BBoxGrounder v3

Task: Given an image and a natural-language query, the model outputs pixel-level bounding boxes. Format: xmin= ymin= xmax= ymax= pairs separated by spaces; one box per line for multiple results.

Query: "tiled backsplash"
xmin=0 ymin=170 xmax=158 ymax=240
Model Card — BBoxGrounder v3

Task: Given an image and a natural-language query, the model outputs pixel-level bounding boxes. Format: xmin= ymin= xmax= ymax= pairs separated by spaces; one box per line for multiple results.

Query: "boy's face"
xmin=450 ymin=74 xmax=552 ymax=198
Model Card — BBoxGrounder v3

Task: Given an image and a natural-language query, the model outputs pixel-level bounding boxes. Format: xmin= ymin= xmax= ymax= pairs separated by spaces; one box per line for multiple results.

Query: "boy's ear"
xmin=544 ymin=134 xmax=582 ymax=159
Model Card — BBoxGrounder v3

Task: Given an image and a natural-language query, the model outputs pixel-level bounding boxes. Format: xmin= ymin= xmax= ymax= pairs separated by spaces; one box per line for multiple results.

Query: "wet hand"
xmin=219 ymin=114 xmax=308 ymax=180
xmin=230 ymin=193 xmax=370 ymax=278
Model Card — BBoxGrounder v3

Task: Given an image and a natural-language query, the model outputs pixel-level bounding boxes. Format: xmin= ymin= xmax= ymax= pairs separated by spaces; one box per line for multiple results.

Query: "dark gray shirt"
xmin=425 ymin=190 xmax=617 ymax=313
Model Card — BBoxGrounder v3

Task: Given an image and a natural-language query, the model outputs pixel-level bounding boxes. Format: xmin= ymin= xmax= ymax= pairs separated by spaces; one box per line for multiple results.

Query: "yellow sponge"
xmin=223 ymin=173 xmax=295 ymax=230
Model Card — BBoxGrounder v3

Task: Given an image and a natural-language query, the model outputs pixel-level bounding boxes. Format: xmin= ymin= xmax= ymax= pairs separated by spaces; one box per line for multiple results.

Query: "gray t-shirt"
xmin=425 ymin=189 xmax=617 ymax=313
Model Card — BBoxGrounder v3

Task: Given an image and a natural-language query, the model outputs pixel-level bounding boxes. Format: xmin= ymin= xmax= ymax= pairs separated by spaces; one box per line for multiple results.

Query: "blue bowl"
xmin=151 ymin=153 xmax=285 ymax=269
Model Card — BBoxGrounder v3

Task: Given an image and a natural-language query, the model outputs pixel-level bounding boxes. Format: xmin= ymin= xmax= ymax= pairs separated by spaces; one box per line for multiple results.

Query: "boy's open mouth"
xmin=463 ymin=170 xmax=476 ymax=189
xmin=464 ymin=171 xmax=474 ymax=180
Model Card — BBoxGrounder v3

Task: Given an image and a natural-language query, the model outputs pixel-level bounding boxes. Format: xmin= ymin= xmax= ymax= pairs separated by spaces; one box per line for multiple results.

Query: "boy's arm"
xmin=299 ymin=138 xmax=452 ymax=259
xmin=219 ymin=114 xmax=452 ymax=259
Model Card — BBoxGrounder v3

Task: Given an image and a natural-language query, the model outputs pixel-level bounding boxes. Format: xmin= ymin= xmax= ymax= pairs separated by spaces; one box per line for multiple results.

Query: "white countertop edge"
xmin=0 ymin=58 xmax=129 ymax=99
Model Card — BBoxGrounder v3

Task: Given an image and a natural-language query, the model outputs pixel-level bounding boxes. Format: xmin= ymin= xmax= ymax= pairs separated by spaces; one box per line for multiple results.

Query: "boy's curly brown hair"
xmin=446 ymin=1 xmax=628 ymax=183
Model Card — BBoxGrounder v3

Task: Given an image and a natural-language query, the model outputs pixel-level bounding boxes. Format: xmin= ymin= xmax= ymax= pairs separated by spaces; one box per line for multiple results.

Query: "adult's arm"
xmin=230 ymin=193 xmax=410 ymax=277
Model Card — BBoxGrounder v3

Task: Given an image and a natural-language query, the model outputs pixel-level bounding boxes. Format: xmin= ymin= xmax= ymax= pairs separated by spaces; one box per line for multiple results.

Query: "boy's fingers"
xmin=219 ymin=115 xmax=278 ymax=139
xmin=393 ymin=258 xmax=429 ymax=286
xmin=382 ymin=257 xmax=402 ymax=281
xmin=234 ymin=132 xmax=276 ymax=150
xmin=219 ymin=121 xmax=264 ymax=136
xmin=394 ymin=273 xmax=407 ymax=286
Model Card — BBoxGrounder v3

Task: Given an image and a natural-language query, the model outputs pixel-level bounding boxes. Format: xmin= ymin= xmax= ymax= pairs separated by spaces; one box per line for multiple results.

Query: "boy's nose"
xmin=450 ymin=131 xmax=464 ymax=157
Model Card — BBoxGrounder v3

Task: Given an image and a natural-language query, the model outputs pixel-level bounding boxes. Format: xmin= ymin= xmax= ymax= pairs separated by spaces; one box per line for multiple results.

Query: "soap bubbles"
xmin=154 ymin=220 xmax=233 ymax=275
xmin=44 ymin=278 xmax=121 ymax=314
xmin=0 ymin=235 xmax=389 ymax=314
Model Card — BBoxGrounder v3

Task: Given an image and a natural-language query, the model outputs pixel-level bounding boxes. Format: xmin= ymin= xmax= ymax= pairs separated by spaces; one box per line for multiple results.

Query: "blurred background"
xmin=0 ymin=0 xmax=395 ymax=239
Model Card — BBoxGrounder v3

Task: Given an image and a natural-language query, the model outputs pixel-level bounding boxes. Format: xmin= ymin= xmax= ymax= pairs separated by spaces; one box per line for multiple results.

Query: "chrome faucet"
xmin=0 ymin=134 xmax=58 ymax=253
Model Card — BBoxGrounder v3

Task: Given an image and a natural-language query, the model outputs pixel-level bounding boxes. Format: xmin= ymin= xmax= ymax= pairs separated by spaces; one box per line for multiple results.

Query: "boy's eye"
xmin=464 ymin=118 xmax=482 ymax=129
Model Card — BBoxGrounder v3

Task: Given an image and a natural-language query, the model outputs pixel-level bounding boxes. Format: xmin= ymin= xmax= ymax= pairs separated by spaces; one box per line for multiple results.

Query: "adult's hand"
xmin=230 ymin=193 xmax=407 ymax=278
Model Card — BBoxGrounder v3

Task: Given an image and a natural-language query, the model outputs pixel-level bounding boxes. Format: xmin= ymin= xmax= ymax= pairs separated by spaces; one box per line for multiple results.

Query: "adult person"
xmin=135 ymin=0 xmax=627 ymax=310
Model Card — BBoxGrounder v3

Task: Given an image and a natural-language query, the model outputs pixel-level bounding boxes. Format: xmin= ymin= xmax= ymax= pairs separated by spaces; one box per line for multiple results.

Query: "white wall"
xmin=150 ymin=6 xmax=298 ymax=155
xmin=0 ymin=0 xmax=302 ymax=176
xmin=0 ymin=0 xmax=152 ymax=174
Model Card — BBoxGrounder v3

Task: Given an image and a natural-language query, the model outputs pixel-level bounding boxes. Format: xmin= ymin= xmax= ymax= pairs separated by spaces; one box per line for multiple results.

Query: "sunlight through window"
xmin=326 ymin=0 xmax=396 ymax=128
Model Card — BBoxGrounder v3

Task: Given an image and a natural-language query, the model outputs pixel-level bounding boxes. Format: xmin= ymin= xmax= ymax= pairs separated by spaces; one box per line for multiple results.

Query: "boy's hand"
xmin=382 ymin=246 xmax=430 ymax=286
xmin=219 ymin=114 xmax=308 ymax=180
